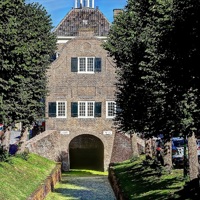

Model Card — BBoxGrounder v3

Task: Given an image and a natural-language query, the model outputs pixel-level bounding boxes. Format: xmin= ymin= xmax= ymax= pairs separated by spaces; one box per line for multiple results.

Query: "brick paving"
xmin=46 ymin=176 xmax=116 ymax=200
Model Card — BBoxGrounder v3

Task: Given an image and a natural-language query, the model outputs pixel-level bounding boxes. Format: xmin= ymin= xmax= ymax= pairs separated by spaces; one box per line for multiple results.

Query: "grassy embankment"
xmin=45 ymin=156 xmax=190 ymax=200
xmin=0 ymin=153 xmax=57 ymax=200
xmin=112 ymin=155 xmax=199 ymax=200
xmin=1 ymin=153 xmax=199 ymax=200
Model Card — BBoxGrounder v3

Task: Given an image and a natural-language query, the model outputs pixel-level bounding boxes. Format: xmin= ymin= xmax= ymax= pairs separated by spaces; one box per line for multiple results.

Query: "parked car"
xmin=0 ymin=123 xmax=3 ymax=134
xmin=172 ymin=137 xmax=187 ymax=167
xmin=153 ymin=136 xmax=199 ymax=167
xmin=197 ymin=139 xmax=200 ymax=162
xmin=0 ymin=123 xmax=4 ymax=141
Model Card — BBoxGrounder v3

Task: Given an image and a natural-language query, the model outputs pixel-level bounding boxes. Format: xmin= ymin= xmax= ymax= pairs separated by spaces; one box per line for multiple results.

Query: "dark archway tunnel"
xmin=69 ymin=134 xmax=104 ymax=171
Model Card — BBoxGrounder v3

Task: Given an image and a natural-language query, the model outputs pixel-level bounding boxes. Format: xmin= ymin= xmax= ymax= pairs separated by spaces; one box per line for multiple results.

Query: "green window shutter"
xmin=116 ymin=103 xmax=121 ymax=115
xmin=71 ymin=57 xmax=78 ymax=72
xmin=50 ymin=53 xmax=56 ymax=62
xmin=48 ymin=102 xmax=56 ymax=117
xmin=71 ymin=102 xmax=78 ymax=117
xmin=95 ymin=58 xmax=101 ymax=72
xmin=95 ymin=102 xmax=101 ymax=117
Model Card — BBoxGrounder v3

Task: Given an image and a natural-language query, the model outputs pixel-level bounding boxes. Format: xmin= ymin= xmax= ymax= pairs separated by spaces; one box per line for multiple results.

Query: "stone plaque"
xmin=60 ymin=131 xmax=69 ymax=135
xmin=103 ymin=131 xmax=112 ymax=135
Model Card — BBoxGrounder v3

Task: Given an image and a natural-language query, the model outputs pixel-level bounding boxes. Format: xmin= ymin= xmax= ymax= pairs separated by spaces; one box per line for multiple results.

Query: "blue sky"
xmin=26 ymin=0 xmax=128 ymax=28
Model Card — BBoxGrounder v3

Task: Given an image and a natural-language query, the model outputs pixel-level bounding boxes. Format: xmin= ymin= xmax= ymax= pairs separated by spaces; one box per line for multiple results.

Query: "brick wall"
xmin=45 ymin=35 xmax=117 ymax=171
xmin=27 ymin=163 xmax=61 ymax=200
xmin=111 ymin=132 xmax=132 ymax=163
xmin=25 ymin=130 xmax=61 ymax=162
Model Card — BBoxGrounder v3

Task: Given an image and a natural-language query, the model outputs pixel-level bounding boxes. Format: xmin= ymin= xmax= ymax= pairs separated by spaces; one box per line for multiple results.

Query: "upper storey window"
xmin=48 ymin=101 xmax=67 ymax=118
xmin=71 ymin=57 xmax=101 ymax=73
xmin=71 ymin=101 xmax=101 ymax=118
xmin=79 ymin=57 xmax=94 ymax=72
xmin=78 ymin=101 xmax=94 ymax=118
xmin=106 ymin=101 xmax=116 ymax=118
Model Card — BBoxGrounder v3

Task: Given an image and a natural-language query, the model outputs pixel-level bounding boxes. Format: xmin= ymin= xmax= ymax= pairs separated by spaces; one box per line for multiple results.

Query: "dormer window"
xmin=79 ymin=57 xmax=94 ymax=72
xmin=71 ymin=57 xmax=101 ymax=73
xmin=83 ymin=20 xmax=88 ymax=25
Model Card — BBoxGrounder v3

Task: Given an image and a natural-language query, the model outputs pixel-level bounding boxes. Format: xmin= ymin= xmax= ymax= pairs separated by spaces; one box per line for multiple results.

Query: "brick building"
xmin=45 ymin=0 xmax=131 ymax=171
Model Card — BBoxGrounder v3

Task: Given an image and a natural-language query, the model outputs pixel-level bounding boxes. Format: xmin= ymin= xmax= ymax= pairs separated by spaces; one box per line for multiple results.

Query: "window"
xmin=79 ymin=57 xmax=94 ymax=73
xmin=48 ymin=101 xmax=67 ymax=118
xmin=57 ymin=101 xmax=67 ymax=118
xmin=78 ymin=101 xmax=94 ymax=118
xmin=106 ymin=101 xmax=116 ymax=118
xmin=71 ymin=102 xmax=101 ymax=118
xmin=71 ymin=57 xmax=101 ymax=73
xmin=83 ymin=20 xmax=88 ymax=25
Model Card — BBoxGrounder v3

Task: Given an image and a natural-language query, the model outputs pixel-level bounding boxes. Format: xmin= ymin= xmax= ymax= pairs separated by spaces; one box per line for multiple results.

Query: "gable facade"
xmin=45 ymin=0 xmax=131 ymax=171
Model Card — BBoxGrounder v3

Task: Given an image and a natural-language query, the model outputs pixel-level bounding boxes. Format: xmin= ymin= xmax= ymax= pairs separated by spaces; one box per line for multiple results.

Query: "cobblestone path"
xmin=45 ymin=175 xmax=116 ymax=200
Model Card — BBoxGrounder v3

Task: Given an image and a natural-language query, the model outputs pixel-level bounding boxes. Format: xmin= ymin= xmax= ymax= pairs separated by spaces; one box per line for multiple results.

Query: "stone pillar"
xmin=188 ymin=132 xmax=199 ymax=181
xmin=145 ymin=138 xmax=152 ymax=159
xmin=18 ymin=127 xmax=28 ymax=153
xmin=80 ymin=0 xmax=83 ymax=7
xmin=92 ymin=0 xmax=94 ymax=8
xmin=163 ymin=139 xmax=172 ymax=171
xmin=75 ymin=0 xmax=78 ymax=8
xmin=131 ymin=133 xmax=139 ymax=157
xmin=2 ymin=127 xmax=11 ymax=150
xmin=61 ymin=151 xmax=70 ymax=171
xmin=113 ymin=9 xmax=123 ymax=20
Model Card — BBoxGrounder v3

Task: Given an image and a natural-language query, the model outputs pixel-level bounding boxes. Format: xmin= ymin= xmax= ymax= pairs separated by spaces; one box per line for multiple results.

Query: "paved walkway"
xmin=45 ymin=176 xmax=116 ymax=200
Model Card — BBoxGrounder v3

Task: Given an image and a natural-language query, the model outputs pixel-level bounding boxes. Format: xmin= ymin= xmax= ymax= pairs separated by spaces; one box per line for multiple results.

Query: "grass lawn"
xmin=0 ymin=153 xmax=57 ymax=200
xmin=112 ymin=155 xmax=190 ymax=200
xmin=1 ymin=153 xmax=199 ymax=200
xmin=61 ymin=169 xmax=108 ymax=177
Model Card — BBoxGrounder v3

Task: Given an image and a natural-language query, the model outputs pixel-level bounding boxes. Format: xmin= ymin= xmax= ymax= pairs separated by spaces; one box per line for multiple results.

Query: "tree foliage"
xmin=104 ymin=0 xmax=200 ymax=139
xmin=167 ymin=0 xmax=200 ymax=135
xmin=104 ymin=0 xmax=172 ymax=137
xmin=0 ymin=0 xmax=56 ymax=126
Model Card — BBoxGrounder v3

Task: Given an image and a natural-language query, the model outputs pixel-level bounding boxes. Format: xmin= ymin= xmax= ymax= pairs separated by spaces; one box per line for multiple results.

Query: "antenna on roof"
xmin=75 ymin=0 xmax=94 ymax=8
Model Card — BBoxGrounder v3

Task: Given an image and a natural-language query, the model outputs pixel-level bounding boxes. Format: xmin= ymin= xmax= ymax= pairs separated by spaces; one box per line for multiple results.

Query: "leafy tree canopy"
xmin=0 ymin=0 xmax=57 ymax=127
xmin=104 ymin=0 xmax=200 ymax=139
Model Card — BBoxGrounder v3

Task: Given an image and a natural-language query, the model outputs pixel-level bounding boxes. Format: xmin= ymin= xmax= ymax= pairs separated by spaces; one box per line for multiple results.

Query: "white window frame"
xmin=106 ymin=101 xmax=116 ymax=118
xmin=56 ymin=52 xmax=60 ymax=58
xmin=78 ymin=101 xmax=95 ymax=118
xmin=56 ymin=101 xmax=67 ymax=118
xmin=78 ymin=57 xmax=95 ymax=73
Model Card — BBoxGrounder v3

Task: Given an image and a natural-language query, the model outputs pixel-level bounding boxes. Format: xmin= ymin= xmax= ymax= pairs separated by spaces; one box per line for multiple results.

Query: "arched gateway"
xmin=69 ymin=134 xmax=104 ymax=171
xmin=25 ymin=130 xmax=133 ymax=172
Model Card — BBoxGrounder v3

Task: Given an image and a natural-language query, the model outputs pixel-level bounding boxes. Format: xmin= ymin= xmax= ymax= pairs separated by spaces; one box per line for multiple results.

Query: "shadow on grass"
xmin=173 ymin=178 xmax=200 ymax=200
xmin=113 ymin=157 xmax=200 ymax=200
